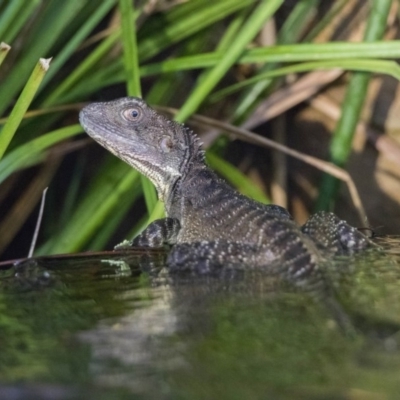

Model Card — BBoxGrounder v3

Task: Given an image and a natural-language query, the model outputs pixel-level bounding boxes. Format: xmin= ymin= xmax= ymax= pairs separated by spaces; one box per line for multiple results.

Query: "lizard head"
xmin=79 ymin=97 xmax=204 ymax=201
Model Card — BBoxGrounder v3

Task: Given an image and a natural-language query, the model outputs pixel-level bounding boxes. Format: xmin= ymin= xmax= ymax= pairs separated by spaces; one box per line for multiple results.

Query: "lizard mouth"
xmin=80 ymin=104 xmax=128 ymax=149
xmin=79 ymin=104 xmax=107 ymax=138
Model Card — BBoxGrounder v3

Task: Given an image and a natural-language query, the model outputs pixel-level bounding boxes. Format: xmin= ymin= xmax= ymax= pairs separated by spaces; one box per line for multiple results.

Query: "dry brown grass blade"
xmin=156 ymin=105 xmax=368 ymax=226
xmin=242 ymin=69 xmax=344 ymax=130
xmin=78 ymin=27 xmax=118 ymax=51
xmin=240 ymin=0 xmax=398 ymax=133
xmin=310 ymin=93 xmax=400 ymax=166
xmin=239 ymin=0 xmax=366 ymax=131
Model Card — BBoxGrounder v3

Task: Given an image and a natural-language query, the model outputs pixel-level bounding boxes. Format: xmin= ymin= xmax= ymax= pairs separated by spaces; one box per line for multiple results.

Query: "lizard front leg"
xmin=115 ymin=218 xmax=180 ymax=249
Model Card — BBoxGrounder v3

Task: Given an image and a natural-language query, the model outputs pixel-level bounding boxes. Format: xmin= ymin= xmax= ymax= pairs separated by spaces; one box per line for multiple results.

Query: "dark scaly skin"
xmin=79 ymin=97 xmax=373 ymax=287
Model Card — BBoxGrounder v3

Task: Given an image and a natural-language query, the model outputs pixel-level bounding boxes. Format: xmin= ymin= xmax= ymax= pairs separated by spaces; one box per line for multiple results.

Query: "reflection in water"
xmin=79 ymin=284 xmax=180 ymax=393
xmin=0 ymin=240 xmax=400 ymax=399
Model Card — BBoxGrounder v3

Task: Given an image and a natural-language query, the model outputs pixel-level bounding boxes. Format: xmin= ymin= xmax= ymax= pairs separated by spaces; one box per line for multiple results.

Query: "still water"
xmin=0 ymin=240 xmax=400 ymax=400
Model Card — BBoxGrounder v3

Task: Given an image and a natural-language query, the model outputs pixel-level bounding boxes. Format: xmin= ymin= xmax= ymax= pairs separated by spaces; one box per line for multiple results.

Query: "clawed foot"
xmin=301 ymin=211 xmax=374 ymax=254
xmin=114 ymin=239 xmax=134 ymax=250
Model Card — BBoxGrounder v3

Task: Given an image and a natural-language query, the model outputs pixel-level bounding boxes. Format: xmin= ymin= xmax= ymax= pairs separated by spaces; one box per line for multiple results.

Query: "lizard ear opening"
xmin=160 ymin=136 xmax=174 ymax=152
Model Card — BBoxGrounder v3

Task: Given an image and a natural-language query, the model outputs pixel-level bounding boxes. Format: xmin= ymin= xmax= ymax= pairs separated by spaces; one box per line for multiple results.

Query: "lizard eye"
xmin=123 ymin=107 xmax=142 ymax=122
xmin=160 ymin=136 xmax=174 ymax=152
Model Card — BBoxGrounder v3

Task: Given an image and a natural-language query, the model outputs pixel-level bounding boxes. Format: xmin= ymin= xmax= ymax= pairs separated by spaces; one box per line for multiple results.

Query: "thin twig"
xmin=28 ymin=187 xmax=48 ymax=258
xmin=0 ymin=102 xmax=86 ymax=124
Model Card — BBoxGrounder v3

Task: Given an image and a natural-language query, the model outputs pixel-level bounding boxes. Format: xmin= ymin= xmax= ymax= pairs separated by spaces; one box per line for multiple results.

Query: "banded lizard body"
xmin=79 ymin=97 xmax=372 ymax=286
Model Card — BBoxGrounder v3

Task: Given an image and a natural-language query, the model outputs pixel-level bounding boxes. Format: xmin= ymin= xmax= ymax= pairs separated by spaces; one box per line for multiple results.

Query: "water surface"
xmin=1 ymin=240 xmax=400 ymax=399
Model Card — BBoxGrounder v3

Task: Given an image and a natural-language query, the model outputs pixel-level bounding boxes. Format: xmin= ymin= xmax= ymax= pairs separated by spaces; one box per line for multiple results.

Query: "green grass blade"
xmin=140 ymin=41 xmax=400 ymax=76
xmin=217 ymin=9 xmax=248 ymax=52
xmin=210 ymin=59 xmax=400 ymax=102
xmin=0 ymin=0 xmax=25 ymax=39
xmin=192 ymin=9 xmax=248 ymax=89
xmin=278 ymin=0 xmax=318 ymax=43
xmin=140 ymin=177 xmax=158 ymax=215
xmin=243 ymin=41 xmax=400 ymax=62
xmin=0 ymin=124 xmax=82 ymax=184
xmin=57 ymin=155 xmax=85 ymax=228
xmin=316 ymin=0 xmax=393 ymax=211
xmin=234 ymin=0 xmax=319 ymax=122
xmin=40 ymin=0 xmax=116 ymax=90
xmin=38 ymin=163 xmax=141 ymax=255
xmin=0 ymin=2 xmax=86 ymax=116
xmin=0 ymin=58 xmax=51 ymax=159
xmin=87 ymin=180 xmax=141 ymax=250
xmin=43 ymin=30 xmax=121 ymax=105
xmin=119 ymin=0 xmax=157 ymax=214
xmin=49 ymin=0 xmax=256 ymax=106
xmin=138 ymin=0 xmax=256 ymax=62
xmin=0 ymin=0 xmax=40 ymax=43
xmin=363 ymin=1 xmax=392 ymax=41
xmin=175 ymin=0 xmax=284 ymax=122
xmin=118 ymin=0 xmax=141 ymax=97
